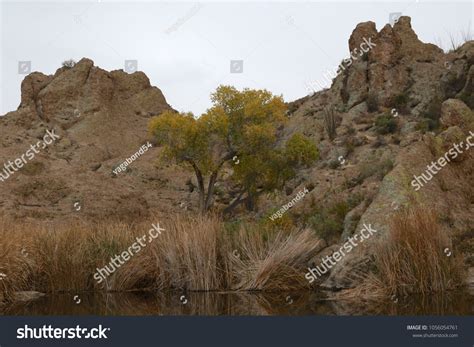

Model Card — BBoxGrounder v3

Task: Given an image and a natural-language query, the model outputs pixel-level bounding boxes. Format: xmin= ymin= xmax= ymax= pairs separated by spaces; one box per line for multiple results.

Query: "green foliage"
xmin=307 ymin=196 xmax=362 ymax=242
xmin=308 ymin=210 xmax=341 ymax=242
xmin=285 ymin=133 xmax=319 ymax=167
xmin=391 ymin=92 xmax=410 ymax=114
xmin=375 ymin=113 xmax=397 ymax=134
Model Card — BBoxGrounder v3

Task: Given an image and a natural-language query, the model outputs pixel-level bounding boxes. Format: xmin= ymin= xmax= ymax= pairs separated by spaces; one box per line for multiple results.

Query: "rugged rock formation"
xmin=0 ymin=58 xmax=189 ymax=220
xmin=279 ymin=16 xmax=473 ymax=289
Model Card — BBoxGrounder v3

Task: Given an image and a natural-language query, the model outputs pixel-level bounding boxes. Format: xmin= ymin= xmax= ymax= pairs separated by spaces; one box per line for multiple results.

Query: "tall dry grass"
xmin=0 ymin=220 xmax=35 ymax=302
xmin=376 ymin=208 xmax=464 ymax=296
xmin=341 ymin=207 xmax=466 ymax=302
xmin=116 ymin=215 xmax=224 ymax=291
xmin=0 ymin=214 xmax=322 ymax=301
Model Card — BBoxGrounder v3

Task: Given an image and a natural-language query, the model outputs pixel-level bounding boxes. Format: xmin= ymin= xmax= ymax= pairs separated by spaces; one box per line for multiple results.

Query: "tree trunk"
xmin=204 ymin=171 xmax=218 ymax=212
xmin=189 ymin=161 xmax=206 ymax=214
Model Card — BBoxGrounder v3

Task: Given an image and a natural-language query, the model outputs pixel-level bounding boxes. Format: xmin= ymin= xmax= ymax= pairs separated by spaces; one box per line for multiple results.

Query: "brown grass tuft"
xmin=340 ymin=207 xmax=466 ymax=302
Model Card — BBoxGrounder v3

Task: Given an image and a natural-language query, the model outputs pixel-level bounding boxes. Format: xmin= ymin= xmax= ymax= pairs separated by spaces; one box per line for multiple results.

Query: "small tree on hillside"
xmin=148 ymin=85 xmax=318 ymax=214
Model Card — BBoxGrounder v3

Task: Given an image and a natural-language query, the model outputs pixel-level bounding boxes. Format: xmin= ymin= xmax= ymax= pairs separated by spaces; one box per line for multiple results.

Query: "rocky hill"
xmin=0 ymin=16 xmax=472 ymax=289
xmin=0 ymin=58 xmax=191 ymax=220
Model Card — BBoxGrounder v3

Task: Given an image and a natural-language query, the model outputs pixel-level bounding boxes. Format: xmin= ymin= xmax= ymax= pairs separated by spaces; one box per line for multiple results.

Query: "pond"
xmin=1 ymin=289 xmax=473 ymax=316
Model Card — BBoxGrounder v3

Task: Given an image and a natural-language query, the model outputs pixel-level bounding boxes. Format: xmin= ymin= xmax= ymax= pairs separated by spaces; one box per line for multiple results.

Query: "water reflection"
xmin=1 ymin=290 xmax=472 ymax=316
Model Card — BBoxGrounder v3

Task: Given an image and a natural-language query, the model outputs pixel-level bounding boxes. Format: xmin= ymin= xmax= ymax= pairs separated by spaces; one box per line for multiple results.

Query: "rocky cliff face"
xmin=0 ymin=58 xmax=191 ymax=220
xmin=279 ymin=16 xmax=473 ymax=289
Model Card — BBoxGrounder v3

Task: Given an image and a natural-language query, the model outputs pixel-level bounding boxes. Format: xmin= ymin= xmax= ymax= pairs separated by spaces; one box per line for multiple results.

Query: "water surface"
xmin=2 ymin=290 xmax=473 ymax=316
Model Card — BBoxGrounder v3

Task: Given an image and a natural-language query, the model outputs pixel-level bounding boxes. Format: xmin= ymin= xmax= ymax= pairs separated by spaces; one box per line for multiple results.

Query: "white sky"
xmin=1 ymin=1 xmax=472 ymax=116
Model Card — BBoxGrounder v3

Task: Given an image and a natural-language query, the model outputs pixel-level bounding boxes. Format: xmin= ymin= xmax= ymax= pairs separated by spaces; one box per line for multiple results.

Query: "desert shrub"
xmin=390 ymin=92 xmax=410 ymax=114
xmin=328 ymin=159 xmax=340 ymax=169
xmin=415 ymin=119 xmax=431 ymax=133
xmin=308 ymin=210 xmax=340 ymax=242
xmin=62 ymin=59 xmax=76 ymax=68
xmin=366 ymin=92 xmax=379 ymax=112
xmin=375 ymin=114 xmax=397 ymax=134
xmin=345 ymin=124 xmax=356 ymax=135
xmin=260 ymin=207 xmax=295 ymax=233
xmin=308 ymin=197 xmax=360 ymax=243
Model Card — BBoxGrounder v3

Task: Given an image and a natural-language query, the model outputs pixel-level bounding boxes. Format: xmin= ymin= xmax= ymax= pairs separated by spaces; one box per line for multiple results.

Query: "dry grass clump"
xmin=116 ymin=215 xmax=224 ymax=291
xmin=375 ymin=208 xmax=464 ymax=296
xmin=342 ymin=207 xmax=466 ymax=302
xmin=0 ymin=220 xmax=35 ymax=302
xmin=228 ymin=228 xmax=322 ymax=291
xmin=33 ymin=220 xmax=143 ymax=292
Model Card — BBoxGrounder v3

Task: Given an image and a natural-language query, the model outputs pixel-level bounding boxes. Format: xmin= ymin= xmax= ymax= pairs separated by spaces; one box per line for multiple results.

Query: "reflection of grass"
xmin=0 ymin=215 xmax=322 ymax=301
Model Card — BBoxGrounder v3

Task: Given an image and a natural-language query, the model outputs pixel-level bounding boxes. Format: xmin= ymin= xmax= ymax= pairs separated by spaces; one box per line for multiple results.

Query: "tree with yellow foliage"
xmin=149 ymin=85 xmax=318 ymax=214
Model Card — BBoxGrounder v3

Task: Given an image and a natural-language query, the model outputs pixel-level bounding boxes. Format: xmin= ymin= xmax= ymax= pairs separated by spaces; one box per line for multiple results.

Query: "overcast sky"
xmin=1 ymin=1 xmax=472 ymax=116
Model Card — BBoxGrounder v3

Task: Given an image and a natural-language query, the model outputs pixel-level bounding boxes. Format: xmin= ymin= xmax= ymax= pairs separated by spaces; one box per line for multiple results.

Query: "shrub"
xmin=308 ymin=209 xmax=341 ymax=242
xmin=375 ymin=114 xmax=397 ymax=134
xmin=390 ymin=92 xmax=410 ymax=114
xmin=308 ymin=197 xmax=360 ymax=243
xmin=328 ymin=159 xmax=340 ymax=169
xmin=62 ymin=59 xmax=76 ymax=68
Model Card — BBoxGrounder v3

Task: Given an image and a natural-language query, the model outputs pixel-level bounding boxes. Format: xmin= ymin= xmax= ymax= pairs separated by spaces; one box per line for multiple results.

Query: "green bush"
xmin=308 ymin=197 xmax=362 ymax=242
xmin=375 ymin=114 xmax=397 ymax=134
xmin=391 ymin=92 xmax=410 ymax=114
xmin=308 ymin=209 xmax=341 ymax=242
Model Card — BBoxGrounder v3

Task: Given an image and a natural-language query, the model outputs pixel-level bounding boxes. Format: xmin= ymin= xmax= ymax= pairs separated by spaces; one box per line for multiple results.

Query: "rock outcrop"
xmin=281 ymin=17 xmax=473 ymax=289
xmin=0 ymin=58 xmax=190 ymax=220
